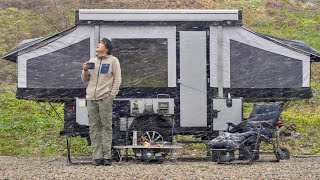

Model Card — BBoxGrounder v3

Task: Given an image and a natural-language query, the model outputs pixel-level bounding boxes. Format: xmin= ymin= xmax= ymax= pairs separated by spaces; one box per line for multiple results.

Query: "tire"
xmin=275 ymin=147 xmax=290 ymax=161
xmin=278 ymin=147 xmax=290 ymax=160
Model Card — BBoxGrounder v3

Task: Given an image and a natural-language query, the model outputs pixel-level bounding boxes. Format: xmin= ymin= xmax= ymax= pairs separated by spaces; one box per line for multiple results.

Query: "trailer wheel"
xmin=129 ymin=114 xmax=173 ymax=142
xmin=140 ymin=131 xmax=164 ymax=144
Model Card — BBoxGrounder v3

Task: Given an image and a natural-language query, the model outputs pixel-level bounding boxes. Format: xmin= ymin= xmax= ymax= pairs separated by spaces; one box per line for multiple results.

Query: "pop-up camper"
xmin=2 ymin=9 xmax=320 ymax=161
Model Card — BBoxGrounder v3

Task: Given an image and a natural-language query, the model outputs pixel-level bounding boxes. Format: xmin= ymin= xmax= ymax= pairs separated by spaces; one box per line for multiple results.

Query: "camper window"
xmin=112 ymin=38 xmax=168 ymax=87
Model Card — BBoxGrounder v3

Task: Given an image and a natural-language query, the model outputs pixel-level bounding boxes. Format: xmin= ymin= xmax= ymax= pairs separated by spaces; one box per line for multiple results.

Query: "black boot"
xmin=103 ymin=159 xmax=112 ymax=166
xmin=92 ymin=159 xmax=104 ymax=166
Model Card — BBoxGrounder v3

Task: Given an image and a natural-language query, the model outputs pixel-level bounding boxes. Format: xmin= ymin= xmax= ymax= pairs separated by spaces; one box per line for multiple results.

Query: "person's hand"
xmin=82 ymin=63 xmax=88 ymax=71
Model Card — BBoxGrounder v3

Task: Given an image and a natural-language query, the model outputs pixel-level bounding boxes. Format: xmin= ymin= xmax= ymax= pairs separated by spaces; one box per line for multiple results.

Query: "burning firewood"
xmin=143 ymin=141 xmax=150 ymax=147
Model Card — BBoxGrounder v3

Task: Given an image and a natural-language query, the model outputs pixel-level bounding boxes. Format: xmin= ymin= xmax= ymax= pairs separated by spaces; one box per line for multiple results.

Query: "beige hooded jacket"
xmin=81 ymin=55 xmax=121 ymax=100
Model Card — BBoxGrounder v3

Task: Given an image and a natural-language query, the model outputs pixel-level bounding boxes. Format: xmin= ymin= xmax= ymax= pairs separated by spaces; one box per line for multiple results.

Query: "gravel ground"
xmin=1 ymin=156 xmax=320 ymax=179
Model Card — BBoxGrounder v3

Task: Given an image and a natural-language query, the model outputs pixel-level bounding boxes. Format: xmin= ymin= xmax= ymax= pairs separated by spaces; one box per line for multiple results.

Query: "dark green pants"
xmin=87 ymin=96 xmax=113 ymax=160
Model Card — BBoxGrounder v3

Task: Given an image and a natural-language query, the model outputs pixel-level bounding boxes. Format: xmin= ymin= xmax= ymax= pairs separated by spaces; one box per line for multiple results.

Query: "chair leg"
xmin=212 ymin=150 xmax=219 ymax=162
xmin=216 ymin=151 xmax=235 ymax=163
xmin=274 ymin=147 xmax=281 ymax=162
xmin=238 ymin=148 xmax=248 ymax=160
xmin=229 ymin=151 xmax=235 ymax=161
xmin=252 ymin=143 xmax=260 ymax=160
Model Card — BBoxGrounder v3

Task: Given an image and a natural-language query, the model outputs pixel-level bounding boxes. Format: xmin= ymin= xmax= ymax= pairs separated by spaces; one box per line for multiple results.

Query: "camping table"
xmin=113 ymin=145 xmax=183 ymax=162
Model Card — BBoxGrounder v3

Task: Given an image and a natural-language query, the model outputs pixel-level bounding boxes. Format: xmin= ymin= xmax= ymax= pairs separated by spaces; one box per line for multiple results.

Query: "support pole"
xmin=217 ymin=25 xmax=224 ymax=98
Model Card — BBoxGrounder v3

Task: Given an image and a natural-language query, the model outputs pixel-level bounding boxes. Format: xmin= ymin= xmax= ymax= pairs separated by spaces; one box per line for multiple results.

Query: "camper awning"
xmin=244 ymin=28 xmax=320 ymax=62
xmin=1 ymin=37 xmax=47 ymax=62
xmin=0 ymin=27 xmax=76 ymax=63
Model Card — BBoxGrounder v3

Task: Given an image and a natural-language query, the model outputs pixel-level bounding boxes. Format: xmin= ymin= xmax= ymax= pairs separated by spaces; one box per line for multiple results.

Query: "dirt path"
xmin=0 ymin=156 xmax=319 ymax=179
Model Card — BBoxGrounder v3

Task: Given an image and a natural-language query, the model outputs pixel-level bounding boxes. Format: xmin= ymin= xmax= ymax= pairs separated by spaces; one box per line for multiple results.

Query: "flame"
xmin=142 ymin=140 xmax=164 ymax=147
xmin=143 ymin=141 xmax=150 ymax=147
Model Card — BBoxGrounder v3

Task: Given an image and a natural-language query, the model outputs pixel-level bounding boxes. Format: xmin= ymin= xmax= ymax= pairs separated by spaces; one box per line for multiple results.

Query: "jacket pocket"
xmin=100 ymin=64 xmax=110 ymax=74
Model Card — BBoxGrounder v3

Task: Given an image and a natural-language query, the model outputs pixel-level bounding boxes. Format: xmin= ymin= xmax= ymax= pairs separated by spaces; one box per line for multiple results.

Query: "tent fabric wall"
xmin=26 ymin=38 xmax=90 ymax=88
xmin=230 ymin=40 xmax=303 ymax=88
xmin=210 ymin=26 xmax=310 ymax=88
xmin=17 ymin=26 xmax=95 ymax=88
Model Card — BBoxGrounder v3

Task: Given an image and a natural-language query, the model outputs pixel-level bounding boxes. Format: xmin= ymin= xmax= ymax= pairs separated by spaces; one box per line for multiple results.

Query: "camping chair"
xmin=207 ymin=102 xmax=289 ymax=164
xmin=227 ymin=103 xmax=284 ymax=133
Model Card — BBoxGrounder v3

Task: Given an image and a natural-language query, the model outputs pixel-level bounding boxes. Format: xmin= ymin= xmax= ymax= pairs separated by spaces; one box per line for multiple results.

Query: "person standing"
xmin=81 ymin=38 xmax=121 ymax=166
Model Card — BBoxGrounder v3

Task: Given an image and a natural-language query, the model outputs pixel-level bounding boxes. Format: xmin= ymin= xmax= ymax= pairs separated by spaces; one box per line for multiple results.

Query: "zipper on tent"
xmin=94 ymin=58 xmax=102 ymax=100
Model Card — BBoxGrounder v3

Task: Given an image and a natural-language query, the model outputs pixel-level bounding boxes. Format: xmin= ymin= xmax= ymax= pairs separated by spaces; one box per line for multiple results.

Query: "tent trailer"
xmin=2 ymin=9 xmax=320 ymax=161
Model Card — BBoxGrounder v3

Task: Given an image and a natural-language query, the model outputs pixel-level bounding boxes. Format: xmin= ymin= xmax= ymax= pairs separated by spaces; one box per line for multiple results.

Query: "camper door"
xmin=179 ymin=31 xmax=208 ymax=127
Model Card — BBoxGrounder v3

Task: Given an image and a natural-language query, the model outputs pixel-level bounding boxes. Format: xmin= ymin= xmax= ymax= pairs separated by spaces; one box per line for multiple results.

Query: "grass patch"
xmin=0 ymin=85 xmax=91 ymax=157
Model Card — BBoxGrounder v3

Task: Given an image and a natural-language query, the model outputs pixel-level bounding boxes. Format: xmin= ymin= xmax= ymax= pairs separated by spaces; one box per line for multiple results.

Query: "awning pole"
xmin=35 ymin=100 xmax=60 ymax=130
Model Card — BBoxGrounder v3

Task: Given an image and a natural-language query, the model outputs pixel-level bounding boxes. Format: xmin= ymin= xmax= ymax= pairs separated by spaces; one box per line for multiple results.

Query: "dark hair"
xmin=100 ymin=38 xmax=113 ymax=55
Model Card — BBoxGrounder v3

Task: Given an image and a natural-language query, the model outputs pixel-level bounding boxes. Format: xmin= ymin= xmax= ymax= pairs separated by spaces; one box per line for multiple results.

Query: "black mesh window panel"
xmin=27 ymin=38 xmax=90 ymax=88
xmin=112 ymin=39 xmax=168 ymax=87
xmin=230 ymin=40 xmax=303 ymax=88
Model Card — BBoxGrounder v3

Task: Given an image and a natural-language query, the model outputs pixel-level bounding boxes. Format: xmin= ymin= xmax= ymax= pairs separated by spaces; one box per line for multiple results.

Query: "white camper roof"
xmin=77 ymin=9 xmax=241 ymax=22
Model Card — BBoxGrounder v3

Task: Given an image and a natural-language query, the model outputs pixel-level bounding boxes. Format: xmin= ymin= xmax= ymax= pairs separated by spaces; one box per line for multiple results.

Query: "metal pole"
xmin=217 ymin=25 xmax=224 ymax=98
xmin=125 ymin=116 xmax=129 ymax=161
xmin=35 ymin=100 xmax=60 ymax=130
xmin=48 ymin=101 xmax=64 ymax=121
xmin=66 ymin=136 xmax=72 ymax=164
xmin=171 ymin=117 xmax=174 ymax=144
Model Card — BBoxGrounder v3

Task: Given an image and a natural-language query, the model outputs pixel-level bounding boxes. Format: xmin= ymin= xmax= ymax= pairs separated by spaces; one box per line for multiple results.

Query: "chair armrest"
xmin=261 ymin=122 xmax=276 ymax=130
xmin=226 ymin=122 xmax=236 ymax=127
xmin=226 ymin=122 xmax=236 ymax=132
xmin=226 ymin=120 xmax=248 ymax=133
